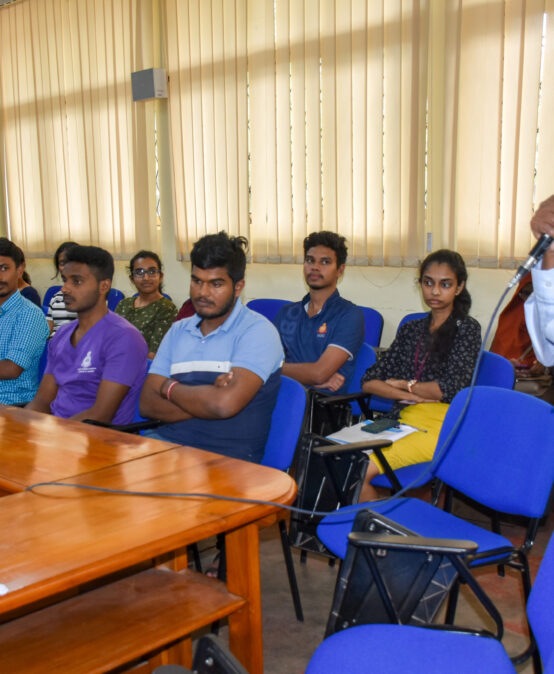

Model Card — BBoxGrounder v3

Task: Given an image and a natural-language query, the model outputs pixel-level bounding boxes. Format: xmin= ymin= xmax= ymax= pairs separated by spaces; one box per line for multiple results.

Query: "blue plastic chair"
xmin=262 ymin=375 xmax=308 ymax=472
xmin=41 ymin=284 xmax=62 ymax=315
xmin=107 ymin=288 xmax=124 ymax=310
xmin=347 ymin=343 xmax=376 ymax=417
xmin=261 ymin=375 xmax=308 ymax=620
xmin=246 ymin=298 xmax=290 ymax=322
xmin=371 ymin=350 xmax=516 ymax=490
xmin=359 ymin=306 xmax=383 ymax=348
xmin=396 ymin=311 xmax=428 ymax=333
xmin=37 ymin=343 xmax=49 ymax=381
xmin=215 ymin=375 xmax=307 ymax=620
xmin=306 ymin=532 xmax=554 ymax=673
xmin=316 ymin=386 xmax=554 ymax=660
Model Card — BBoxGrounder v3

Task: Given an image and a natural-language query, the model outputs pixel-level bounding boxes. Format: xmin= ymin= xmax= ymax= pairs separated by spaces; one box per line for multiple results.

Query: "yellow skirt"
xmin=372 ymin=402 xmax=449 ymax=473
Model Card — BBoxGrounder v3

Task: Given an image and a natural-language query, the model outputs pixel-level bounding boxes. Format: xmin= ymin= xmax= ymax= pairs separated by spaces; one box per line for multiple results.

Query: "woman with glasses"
xmin=115 ymin=250 xmax=177 ymax=358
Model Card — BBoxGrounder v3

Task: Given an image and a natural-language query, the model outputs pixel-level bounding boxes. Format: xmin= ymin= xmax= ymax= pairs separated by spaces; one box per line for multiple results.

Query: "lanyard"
xmin=413 ymin=337 xmax=429 ymax=380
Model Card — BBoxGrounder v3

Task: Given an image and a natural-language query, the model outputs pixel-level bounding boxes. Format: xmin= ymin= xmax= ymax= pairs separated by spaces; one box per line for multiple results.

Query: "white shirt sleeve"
xmin=525 ymin=263 xmax=554 ymax=366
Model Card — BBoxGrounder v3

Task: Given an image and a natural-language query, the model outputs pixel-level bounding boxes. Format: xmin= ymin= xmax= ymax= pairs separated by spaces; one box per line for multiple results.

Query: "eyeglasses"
xmin=132 ymin=268 xmax=160 ymax=278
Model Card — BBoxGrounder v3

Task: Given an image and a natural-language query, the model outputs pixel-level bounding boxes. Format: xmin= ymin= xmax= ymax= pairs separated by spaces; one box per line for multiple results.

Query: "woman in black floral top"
xmin=359 ymin=249 xmax=481 ymax=500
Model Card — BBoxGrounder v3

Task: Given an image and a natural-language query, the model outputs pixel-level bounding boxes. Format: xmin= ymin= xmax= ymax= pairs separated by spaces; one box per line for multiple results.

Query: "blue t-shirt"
xmin=46 ymin=312 xmax=148 ymax=423
xmin=149 ymin=300 xmax=284 ymax=463
xmin=274 ymin=290 xmax=365 ymax=394
xmin=0 ymin=291 xmax=49 ymax=404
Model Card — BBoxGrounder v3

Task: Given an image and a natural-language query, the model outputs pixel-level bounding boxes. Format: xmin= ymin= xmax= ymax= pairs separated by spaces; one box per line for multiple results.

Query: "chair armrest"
xmin=313 ymin=439 xmax=393 ymax=455
xmin=347 ymin=531 xmax=479 ymax=556
xmin=314 ymin=390 xmax=372 ymax=406
xmin=82 ymin=418 xmax=162 ymax=434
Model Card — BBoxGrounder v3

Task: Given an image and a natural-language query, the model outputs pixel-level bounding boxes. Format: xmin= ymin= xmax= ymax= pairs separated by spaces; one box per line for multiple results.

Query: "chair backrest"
xmin=348 ymin=343 xmax=376 ymax=395
xmin=474 ymin=351 xmax=515 ymax=389
xmin=41 ymin=285 xmax=62 ymax=314
xmin=396 ymin=311 xmax=428 ymax=334
xmin=527 ymin=533 xmax=554 ymax=668
xmin=246 ymin=298 xmax=290 ymax=323
xmin=359 ymin=306 xmax=383 ymax=348
xmin=346 ymin=342 xmax=394 ymax=415
xmin=347 ymin=343 xmax=377 ymax=417
xmin=38 ymin=343 xmax=49 ymax=381
xmin=107 ymin=288 xmax=124 ymax=311
xmin=262 ymin=375 xmax=307 ymax=471
xmin=133 ymin=359 xmax=153 ymax=423
xmin=435 ymin=386 xmax=554 ymax=518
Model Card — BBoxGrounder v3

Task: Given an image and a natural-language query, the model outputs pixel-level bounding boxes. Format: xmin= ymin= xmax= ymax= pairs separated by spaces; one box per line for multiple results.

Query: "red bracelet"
xmin=165 ymin=380 xmax=178 ymax=401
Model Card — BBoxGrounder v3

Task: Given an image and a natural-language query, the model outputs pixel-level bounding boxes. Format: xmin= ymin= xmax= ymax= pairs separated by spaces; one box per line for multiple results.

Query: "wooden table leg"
xmin=225 ymin=522 xmax=263 ymax=674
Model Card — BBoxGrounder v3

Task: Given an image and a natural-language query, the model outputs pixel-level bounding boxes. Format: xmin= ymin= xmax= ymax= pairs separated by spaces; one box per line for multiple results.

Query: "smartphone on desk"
xmin=362 ymin=418 xmax=399 ymax=434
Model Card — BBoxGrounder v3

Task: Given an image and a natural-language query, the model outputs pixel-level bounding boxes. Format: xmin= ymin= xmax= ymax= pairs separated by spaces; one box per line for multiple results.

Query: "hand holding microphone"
xmin=509 ymin=196 xmax=554 ymax=287
xmin=531 ymin=195 xmax=554 ymax=270
xmin=530 ymin=195 xmax=554 ymax=244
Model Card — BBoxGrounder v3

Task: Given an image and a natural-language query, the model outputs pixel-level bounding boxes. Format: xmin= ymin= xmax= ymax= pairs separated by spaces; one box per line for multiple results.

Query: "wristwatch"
xmin=407 ymin=379 xmax=417 ymax=393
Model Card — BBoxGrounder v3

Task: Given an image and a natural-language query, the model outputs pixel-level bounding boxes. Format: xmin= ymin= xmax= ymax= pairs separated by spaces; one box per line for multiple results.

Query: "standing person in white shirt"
xmin=524 ymin=195 xmax=554 ymax=366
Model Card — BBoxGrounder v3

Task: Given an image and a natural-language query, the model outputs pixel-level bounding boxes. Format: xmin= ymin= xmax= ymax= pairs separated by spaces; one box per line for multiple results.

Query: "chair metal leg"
xmin=300 ymin=550 xmax=307 ymax=564
xmin=187 ymin=544 xmax=202 ymax=572
xmin=444 ymin=577 xmax=460 ymax=624
xmin=211 ymin=534 xmax=226 ymax=635
xmin=491 ymin=516 xmax=506 ymax=577
xmin=278 ymin=519 xmax=304 ymax=621
xmin=217 ymin=533 xmax=227 ymax=581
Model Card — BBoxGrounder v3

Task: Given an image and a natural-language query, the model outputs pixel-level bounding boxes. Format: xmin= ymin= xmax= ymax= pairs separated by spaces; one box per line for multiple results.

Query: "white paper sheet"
xmin=326 ymin=420 xmax=419 ymax=446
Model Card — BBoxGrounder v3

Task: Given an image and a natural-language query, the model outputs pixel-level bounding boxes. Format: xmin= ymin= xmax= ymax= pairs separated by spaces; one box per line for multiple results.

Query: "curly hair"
xmin=303 ymin=231 xmax=348 ymax=267
xmin=190 ymin=232 xmax=248 ymax=284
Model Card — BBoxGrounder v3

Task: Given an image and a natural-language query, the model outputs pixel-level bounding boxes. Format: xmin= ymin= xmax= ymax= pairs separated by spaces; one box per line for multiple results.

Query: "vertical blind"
xmin=426 ymin=0 xmax=554 ymax=268
xmin=0 ymin=0 xmax=157 ymax=256
xmin=1 ymin=0 xmax=552 ymax=265
xmin=165 ymin=0 xmax=554 ymax=267
xmin=164 ymin=0 xmax=428 ymax=265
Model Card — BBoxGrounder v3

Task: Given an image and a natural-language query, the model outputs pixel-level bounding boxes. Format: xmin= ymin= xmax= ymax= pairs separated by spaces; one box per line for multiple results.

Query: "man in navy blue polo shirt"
xmin=274 ymin=231 xmax=364 ymax=395
xmin=139 ymin=232 xmax=284 ymax=464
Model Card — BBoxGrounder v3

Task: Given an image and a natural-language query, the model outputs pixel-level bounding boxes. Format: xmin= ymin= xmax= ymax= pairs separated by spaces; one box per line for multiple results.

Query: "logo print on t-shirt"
xmin=78 ymin=350 xmax=96 ymax=374
xmin=317 ymin=322 xmax=327 ymax=336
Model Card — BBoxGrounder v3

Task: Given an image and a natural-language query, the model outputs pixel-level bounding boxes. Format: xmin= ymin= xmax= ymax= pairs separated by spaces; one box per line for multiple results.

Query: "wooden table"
xmin=0 ymin=444 xmax=297 ymax=672
xmin=0 ymin=406 xmax=179 ymax=492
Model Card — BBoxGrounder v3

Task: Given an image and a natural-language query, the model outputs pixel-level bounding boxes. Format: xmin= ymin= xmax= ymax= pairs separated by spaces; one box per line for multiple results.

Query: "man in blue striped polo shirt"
xmin=0 ymin=238 xmax=49 ymax=405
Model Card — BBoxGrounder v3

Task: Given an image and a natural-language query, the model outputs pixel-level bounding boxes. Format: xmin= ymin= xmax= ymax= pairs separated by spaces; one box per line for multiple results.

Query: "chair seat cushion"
xmin=305 ymin=624 xmax=515 ymax=673
xmin=317 ymin=497 xmax=513 ymax=561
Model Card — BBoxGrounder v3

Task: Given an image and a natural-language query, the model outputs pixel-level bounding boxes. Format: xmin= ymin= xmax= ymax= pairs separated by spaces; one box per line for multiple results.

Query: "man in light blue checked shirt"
xmin=0 ymin=238 xmax=49 ymax=405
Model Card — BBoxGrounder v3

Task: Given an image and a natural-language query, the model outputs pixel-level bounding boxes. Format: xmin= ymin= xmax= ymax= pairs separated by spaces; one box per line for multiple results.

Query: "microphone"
xmin=508 ymin=233 xmax=554 ymax=288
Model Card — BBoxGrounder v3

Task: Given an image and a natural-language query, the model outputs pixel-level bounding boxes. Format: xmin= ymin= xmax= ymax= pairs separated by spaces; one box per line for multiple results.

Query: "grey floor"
xmin=197 ymin=496 xmax=553 ymax=673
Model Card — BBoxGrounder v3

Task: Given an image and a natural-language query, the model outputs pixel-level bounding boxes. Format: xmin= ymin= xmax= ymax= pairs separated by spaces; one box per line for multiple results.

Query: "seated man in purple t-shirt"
xmin=27 ymin=245 xmax=148 ymax=424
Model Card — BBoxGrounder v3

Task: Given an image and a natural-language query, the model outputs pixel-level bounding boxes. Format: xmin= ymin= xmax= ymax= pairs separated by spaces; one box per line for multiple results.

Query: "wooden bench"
xmin=0 ymin=568 xmax=246 ymax=673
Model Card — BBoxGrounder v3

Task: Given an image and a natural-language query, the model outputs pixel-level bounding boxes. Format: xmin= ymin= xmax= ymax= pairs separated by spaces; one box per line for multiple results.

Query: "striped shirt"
xmin=0 ymin=291 xmax=49 ymax=404
xmin=46 ymin=290 xmax=77 ymax=333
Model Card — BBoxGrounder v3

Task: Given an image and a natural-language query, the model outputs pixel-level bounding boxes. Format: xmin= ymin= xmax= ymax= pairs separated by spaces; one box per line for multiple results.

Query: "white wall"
xmin=27 ymin=254 xmax=514 ymax=349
